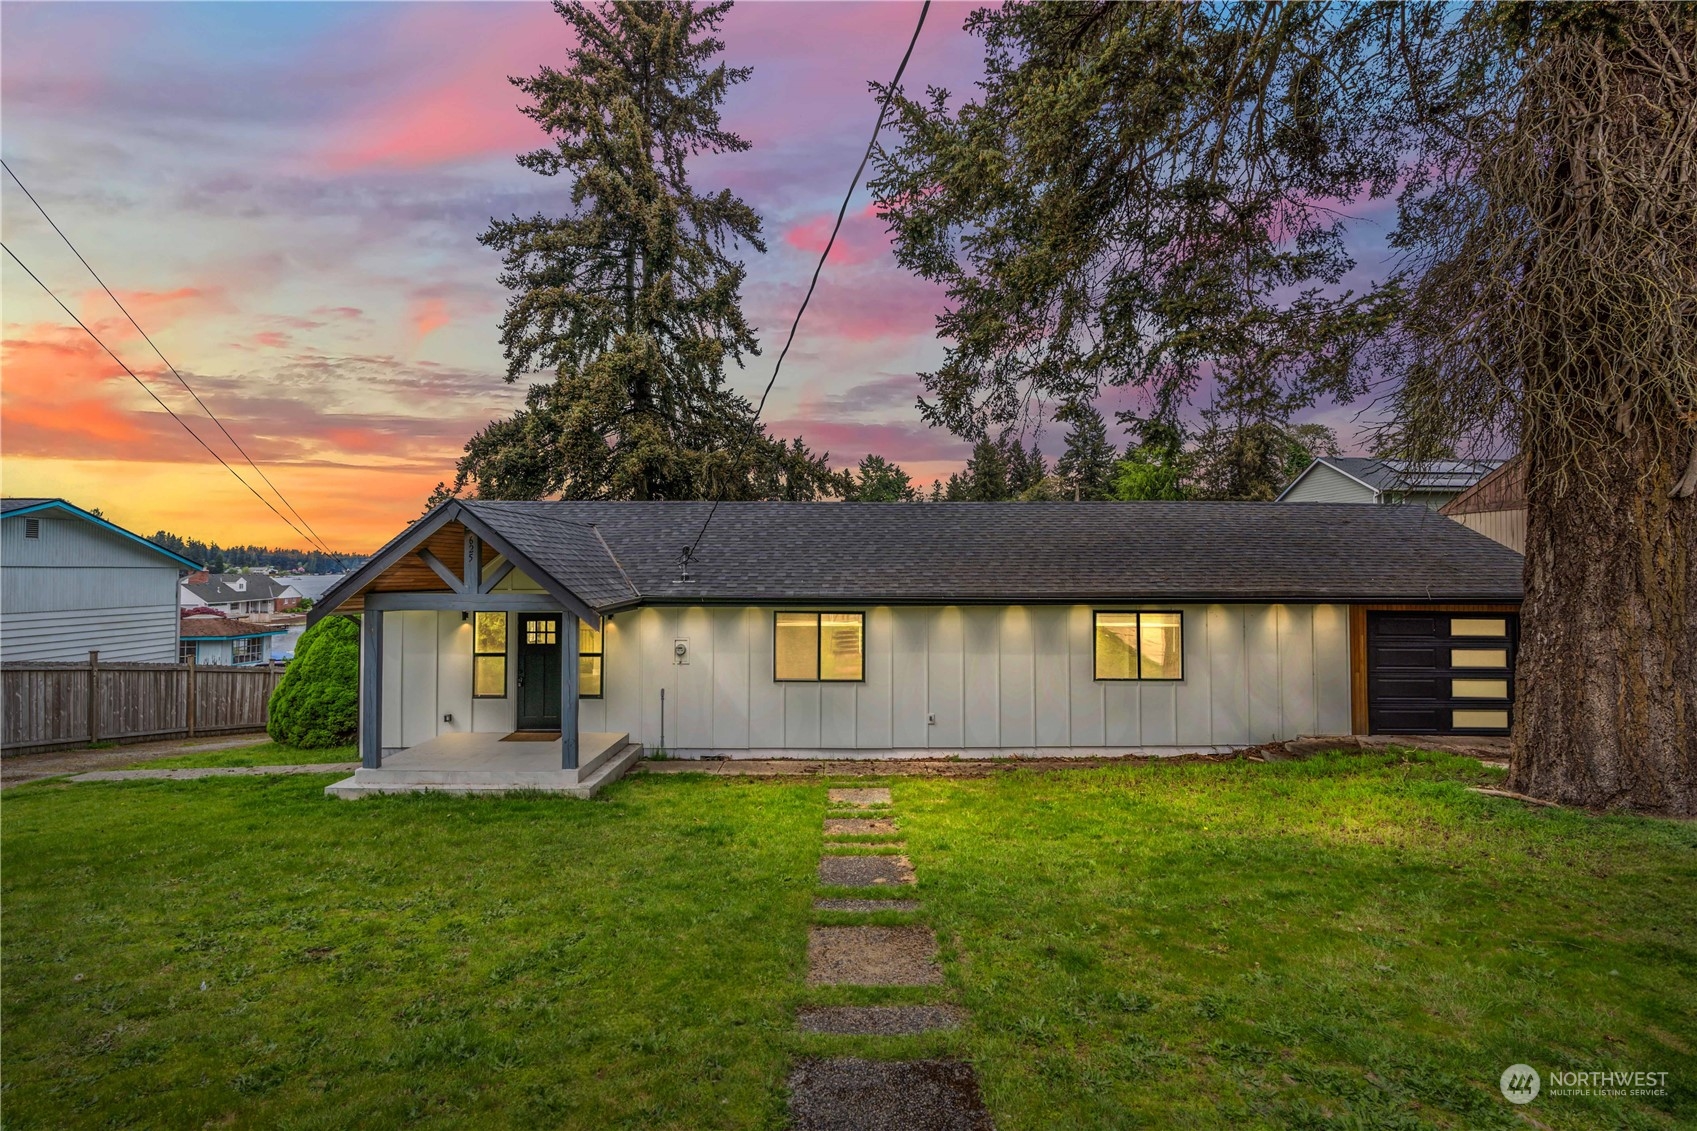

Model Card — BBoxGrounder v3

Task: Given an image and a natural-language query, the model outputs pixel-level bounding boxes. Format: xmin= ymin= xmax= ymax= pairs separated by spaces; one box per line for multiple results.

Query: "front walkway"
xmin=0 ymin=733 xmax=270 ymax=788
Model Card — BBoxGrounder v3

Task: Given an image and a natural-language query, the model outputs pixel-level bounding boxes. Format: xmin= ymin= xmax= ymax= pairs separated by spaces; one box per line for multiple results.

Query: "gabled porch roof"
xmin=309 ymin=500 xmax=639 ymax=625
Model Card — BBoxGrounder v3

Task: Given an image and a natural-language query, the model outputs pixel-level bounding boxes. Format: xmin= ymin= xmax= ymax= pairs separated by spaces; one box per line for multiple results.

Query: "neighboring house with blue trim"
xmin=1 ymin=498 xmax=202 ymax=663
xmin=178 ymin=615 xmax=289 ymax=666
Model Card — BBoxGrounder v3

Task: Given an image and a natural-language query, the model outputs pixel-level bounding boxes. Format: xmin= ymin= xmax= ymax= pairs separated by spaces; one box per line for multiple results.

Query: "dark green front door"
xmin=516 ymin=615 xmax=561 ymax=731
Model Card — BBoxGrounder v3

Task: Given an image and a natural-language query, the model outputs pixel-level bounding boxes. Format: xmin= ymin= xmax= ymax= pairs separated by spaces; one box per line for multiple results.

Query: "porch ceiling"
xmin=331 ymin=520 xmax=500 ymax=614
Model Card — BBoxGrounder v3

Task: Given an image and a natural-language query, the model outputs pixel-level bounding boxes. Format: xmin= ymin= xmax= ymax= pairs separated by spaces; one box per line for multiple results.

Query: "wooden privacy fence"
xmin=1 ymin=653 xmax=283 ymax=753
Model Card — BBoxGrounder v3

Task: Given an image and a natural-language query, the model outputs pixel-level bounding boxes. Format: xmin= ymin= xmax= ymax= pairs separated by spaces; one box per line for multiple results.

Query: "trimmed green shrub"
xmin=267 ymin=615 xmax=359 ymax=748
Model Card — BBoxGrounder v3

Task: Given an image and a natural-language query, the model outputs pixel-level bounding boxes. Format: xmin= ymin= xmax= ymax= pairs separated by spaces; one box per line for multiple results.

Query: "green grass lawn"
xmin=3 ymin=751 xmax=1692 ymax=1129
xmin=130 ymin=741 xmax=357 ymax=769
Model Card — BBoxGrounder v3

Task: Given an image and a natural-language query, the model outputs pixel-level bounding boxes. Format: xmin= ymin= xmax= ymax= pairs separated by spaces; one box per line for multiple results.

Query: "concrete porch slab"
xmin=324 ymin=733 xmax=639 ymax=799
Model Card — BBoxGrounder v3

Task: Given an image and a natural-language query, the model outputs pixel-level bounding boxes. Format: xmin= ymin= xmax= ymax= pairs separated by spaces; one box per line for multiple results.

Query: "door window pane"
xmin=1138 ymin=612 xmax=1183 ymax=680
xmin=1452 ymin=617 xmax=1507 ymax=637
xmin=1452 ymin=678 xmax=1508 ymax=699
xmin=1094 ymin=613 xmax=1139 ymax=680
xmin=1452 ymin=648 xmax=1507 ymax=668
xmin=774 ymin=613 xmax=819 ymax=680
xmin=1453 ymin=709 xmax=1509 ymax=729
xmin=820 ymin=613 xmax=864 ymax=681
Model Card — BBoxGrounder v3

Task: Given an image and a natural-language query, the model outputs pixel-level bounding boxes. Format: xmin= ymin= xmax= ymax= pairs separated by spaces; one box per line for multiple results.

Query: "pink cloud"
xmin=315 ymin=5 xmax=570 ymax=171
xmin=783 ymin=202 xmax=891 ymax=266
xmin=252 ymin=330 xmax=290 ymax=349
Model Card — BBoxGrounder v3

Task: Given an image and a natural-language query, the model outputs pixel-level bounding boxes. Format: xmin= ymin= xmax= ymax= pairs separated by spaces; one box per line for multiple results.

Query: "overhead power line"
xmin=2 ymin=240 xmax=335 ymax=560
xmin=685 ymin=0 xmax=931 ymax=565
xmin=2 ymin=158 xmax=342 ymax=563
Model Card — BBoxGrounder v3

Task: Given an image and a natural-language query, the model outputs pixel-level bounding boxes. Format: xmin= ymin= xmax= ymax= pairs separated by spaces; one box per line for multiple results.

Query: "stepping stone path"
xmin=789 ymin=786 xmax=993 ymax=1128
xmin=824 ymin=817 xmax=898 ymax=836
xmin=814 ymin=897 xmax=922 ymax=913
xmin=797 ymin=1004 xmax=967 ymax=1035
xmin=818 ymin=854 xmax=915 ymax=887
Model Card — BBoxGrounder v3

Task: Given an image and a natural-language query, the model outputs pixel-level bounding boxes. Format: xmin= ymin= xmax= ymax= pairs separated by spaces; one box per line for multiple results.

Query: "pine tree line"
xmin=841 ymin=400 xmax=1338 ymax=503
xmin=148 ymin=531 xmax=358 ymax=575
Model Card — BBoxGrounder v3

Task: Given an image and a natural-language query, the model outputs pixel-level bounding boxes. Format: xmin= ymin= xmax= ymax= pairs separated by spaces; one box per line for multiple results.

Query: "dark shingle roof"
xmin=182 ymin=574 xmax=293 ymax=604
xmin=461 ymin=501 xmax=1523 ymax=606
xmin=1 ymin=498 xmax=55 ymax=513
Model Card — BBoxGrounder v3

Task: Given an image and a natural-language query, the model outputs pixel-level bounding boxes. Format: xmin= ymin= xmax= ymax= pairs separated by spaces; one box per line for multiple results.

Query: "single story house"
xmin=178 ymin=615 xmax=290 ymax=666
xmin=1277 ymin=457 xmax=1507 ymax=510
xmin=1439 ymin=457 xmax=1526 ymax=553
xmin=1 ymin=498 xmax=201 ymax=663
xmin=310 ymin=500 xmax=1523 ymax=797
xmin=180 ymin=572 xmax=296 ymax=617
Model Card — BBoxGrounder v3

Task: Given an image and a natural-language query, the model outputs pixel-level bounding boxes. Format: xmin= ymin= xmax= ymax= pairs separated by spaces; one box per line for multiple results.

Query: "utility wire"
xmin=2 ymin=158 xmax=343 ymax=564
xmin=2 ymin=240 xmax=334 ymax=558
xmin=683 ymin=0 xmax=930 ymax=568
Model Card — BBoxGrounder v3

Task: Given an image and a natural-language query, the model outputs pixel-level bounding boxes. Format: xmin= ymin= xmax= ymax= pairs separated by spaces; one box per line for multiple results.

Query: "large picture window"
xmin=233 ymin=637 xmax=266 ymax=665
xmin=473 ymin=611 xmax=507 ymax=698
xmin=579 ymin=619 xmax=604 ymax=699
xmin=774 ymin=611 xmax=864 ymax=682
xmin=1094 ymin=611 xmax=1184 ymax=681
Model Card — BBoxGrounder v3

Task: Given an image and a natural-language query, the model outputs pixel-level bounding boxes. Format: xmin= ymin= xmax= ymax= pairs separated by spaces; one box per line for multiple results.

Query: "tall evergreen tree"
xmin=438 ymin=0 xmax=841 ymax=503
xmin=961 ymin=436 xmax=1011 ymax=500
xmin=872 ymin=0 xmax=1697 ymax=814
xmin=1054 ymin=402 xmax=1117 ymax=500
xmin=845 ymin=454 xmax=919 ymax=502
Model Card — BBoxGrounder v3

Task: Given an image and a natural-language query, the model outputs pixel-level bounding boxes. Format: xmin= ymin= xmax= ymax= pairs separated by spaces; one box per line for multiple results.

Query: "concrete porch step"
xmin=325 ymin=742 xmax=644 ymax=800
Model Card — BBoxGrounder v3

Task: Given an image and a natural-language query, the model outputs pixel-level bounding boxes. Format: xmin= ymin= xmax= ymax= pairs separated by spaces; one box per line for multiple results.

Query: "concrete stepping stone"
xmin=807 ymin=925 xmax=942 ymax=986
xmin=814 ymin=897 xmax=922 ymax=913
xmin=797 ymin=1004 xmax=966 ymax=1036
xmin=828 ymin=787 xmax=891 ymax=808
xmin=825 ymin=817 xmax=897 ymax=836
xmin=787 ymin=1058 xmax=993 ymax=1130
xmin=819 ymin=854 xmax=914 ymax=887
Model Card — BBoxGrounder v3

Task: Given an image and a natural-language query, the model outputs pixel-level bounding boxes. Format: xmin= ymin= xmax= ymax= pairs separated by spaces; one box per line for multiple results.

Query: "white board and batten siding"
xmin=379 ymin=593 xmax=1352 ymax=755
xmin=1 ymin=511 xmax=183 ymax=663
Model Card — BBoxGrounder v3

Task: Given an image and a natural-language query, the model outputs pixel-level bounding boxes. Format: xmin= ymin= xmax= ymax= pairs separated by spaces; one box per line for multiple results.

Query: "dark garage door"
xmin=1367 ymin=611 xmax=1517 ymax=735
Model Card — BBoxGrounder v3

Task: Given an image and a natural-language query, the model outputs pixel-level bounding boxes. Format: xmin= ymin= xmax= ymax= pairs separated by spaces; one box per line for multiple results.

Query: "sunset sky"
xmin=2 ymin=2 xmax=1382 ymax=554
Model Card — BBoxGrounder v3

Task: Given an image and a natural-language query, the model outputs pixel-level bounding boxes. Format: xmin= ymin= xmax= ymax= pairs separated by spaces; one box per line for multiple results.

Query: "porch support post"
xmin=562 ymin=612 xmax=579 ymax=771
xmin=360 ymin=609 xmax=384 ymax=769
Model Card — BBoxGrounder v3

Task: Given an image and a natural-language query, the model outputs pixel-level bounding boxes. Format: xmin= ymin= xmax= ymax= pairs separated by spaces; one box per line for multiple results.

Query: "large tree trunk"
xmin=1509 ymin=423 xmax=1697 ymax=816
xmin=1501 ymin=5 xmax=1697 ymax=816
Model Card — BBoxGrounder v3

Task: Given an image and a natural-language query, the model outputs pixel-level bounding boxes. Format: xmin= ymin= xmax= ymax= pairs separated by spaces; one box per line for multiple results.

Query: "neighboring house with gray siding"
xmin=1277 ymin=457 xmax=1506 ymax=510
xmin=1 ymin=498 xmax=201 ymax=663
xmin=180 ymin=572 xmax=296 ymax=617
